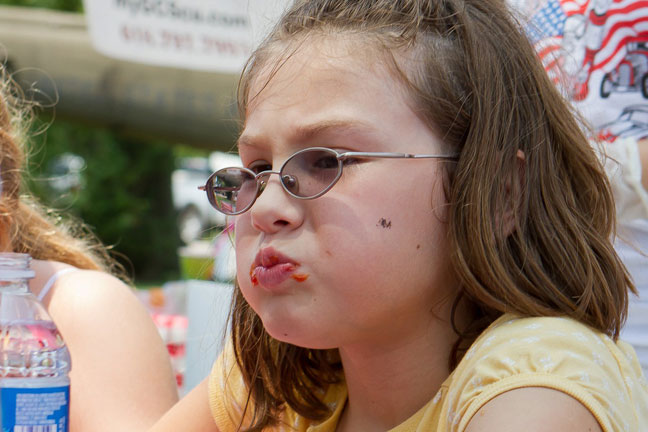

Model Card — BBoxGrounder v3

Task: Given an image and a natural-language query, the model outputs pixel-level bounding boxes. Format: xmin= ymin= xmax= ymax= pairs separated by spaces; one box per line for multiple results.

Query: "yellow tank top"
xmin=209 ymin=314 xmax=648 ymax=431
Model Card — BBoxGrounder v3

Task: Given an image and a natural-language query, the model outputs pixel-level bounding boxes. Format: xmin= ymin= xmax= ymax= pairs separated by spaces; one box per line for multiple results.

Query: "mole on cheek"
xmin=417 ymin=244 xmax=421 ymax=250
xmin=377 ymin=218 xmax=392 ymax=229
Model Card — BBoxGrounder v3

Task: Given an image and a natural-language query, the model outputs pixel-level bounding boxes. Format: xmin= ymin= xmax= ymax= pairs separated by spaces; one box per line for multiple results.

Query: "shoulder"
xmin=30 ymin=259 xmax=131 ymax=307
xmin=42 ymin=265 xmax=158 ymax=351
xmin=49 ymin=269 xmax=137 ymax=314
xmin=444 ymin=315 xmax=647 ymax=432
xmin=464 ymin=386 xmax=602 ymax=432
xmin=459 ymin=314 xmax=622 ymax=370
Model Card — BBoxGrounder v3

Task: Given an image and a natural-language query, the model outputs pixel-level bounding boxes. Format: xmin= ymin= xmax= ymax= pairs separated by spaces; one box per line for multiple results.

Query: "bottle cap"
xmin=0 ymin=269 xmax=36 ymax=279
xmin=0 ymin=253 xmax=35 ymax=280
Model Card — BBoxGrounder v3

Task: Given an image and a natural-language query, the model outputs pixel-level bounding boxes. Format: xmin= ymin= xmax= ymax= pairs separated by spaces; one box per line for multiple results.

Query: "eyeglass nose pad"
xmin=281 ymin=174 xmax=298 ymax=192
xmin=257 ymin=178 xmax=268 ymax=195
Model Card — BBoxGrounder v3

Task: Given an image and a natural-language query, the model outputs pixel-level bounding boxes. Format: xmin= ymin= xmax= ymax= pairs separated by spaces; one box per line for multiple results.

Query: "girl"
xmin=153 ymin=0 xmax=648 ymax=430
xmin=0 ymin=68 xmax=179 ymax=431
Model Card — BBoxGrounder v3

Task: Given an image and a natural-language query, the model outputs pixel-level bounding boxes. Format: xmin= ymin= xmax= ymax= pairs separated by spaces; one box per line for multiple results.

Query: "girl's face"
xmin=235 ymin=39 xmax=459 ymax=350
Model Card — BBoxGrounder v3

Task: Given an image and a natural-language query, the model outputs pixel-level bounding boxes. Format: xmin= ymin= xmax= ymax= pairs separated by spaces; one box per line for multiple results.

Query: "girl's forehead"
xmin=250 ymin=36 xmax=390 ymax=94
xmin=238 ymin=37 xmax=445 ymax=157
xmin=245 ymin=36 xmax=409 ymax=118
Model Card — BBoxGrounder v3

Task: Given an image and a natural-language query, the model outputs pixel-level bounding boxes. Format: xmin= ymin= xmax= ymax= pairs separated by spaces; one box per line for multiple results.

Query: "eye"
xmin=248 ymin=161 xmax=272 ymax=174
xmin=311 ymin=154 xmax=339 ymax=170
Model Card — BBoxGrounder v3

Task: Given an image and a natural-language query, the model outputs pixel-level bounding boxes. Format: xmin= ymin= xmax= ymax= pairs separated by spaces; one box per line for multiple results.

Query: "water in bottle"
xmin=0 ymin=253 xmax=70 ymax=432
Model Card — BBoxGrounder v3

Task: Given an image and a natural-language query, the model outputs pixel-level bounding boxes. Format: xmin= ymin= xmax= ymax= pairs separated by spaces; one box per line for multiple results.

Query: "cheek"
xmin=314 ymin=207 xmax=426 ymax=275
xmin=233 ymin=216 xmax=255 ymax=280
xmin=233 ymin=243 xmax=261 ymax=311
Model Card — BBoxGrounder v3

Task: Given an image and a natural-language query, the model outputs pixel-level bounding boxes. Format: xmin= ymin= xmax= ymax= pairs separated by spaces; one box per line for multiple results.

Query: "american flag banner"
xmin=527 ymin=0 xmax=588 ymax=43
xmin=596 ymin=1 xmax=648 ymax=70
xmin=527 ymin=0 xmax=648 ymax=98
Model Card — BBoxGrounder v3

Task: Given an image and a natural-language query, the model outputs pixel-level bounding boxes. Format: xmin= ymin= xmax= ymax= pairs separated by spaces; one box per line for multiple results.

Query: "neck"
xmin=336 ymin=313 xmax=459 ymax=431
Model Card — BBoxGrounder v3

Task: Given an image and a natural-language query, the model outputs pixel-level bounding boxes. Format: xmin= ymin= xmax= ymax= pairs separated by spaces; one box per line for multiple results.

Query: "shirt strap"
xmin=37 ymin=267 xmax=78 ymax=302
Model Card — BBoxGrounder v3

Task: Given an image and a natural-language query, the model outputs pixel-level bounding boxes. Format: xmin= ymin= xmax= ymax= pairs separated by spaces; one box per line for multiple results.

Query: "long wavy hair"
xmin=230 ymin=0 xmax=635 ymax=430
xmin=0 ymin=66 xmax=125 ymax=277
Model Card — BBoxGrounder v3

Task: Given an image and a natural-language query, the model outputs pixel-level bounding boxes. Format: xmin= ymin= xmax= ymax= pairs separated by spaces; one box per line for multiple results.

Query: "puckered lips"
xmin=250 ymin=247 xmax=309 ymax=290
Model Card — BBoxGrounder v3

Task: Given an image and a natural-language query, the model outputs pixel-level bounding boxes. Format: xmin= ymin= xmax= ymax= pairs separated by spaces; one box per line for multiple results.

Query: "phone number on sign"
xmin=120 ymin=24 xmax=252 ymax=56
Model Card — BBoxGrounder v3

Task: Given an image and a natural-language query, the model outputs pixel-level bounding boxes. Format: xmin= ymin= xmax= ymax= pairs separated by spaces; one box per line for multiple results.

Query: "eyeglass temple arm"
xmin=338 ymin=151 xmax=459 ymax=160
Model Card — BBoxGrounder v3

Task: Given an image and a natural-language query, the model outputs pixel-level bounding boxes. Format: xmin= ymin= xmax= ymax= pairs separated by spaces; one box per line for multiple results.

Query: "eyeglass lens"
xmin=206 ymin=148 xmax=343 ymax=215
xmin=282 ymin=148 xmax=340 ymax=197
xmin=206 ymin=168 xmax=257 ymax=215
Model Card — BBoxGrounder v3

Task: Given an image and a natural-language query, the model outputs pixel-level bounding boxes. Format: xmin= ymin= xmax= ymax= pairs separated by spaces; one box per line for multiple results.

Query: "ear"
xmin=499 ymin=150 xmax=526 ymax=238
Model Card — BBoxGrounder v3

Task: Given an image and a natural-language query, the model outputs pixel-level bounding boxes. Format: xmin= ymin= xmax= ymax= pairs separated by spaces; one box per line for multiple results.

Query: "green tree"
xmin=0 ymin=0 xmax=82 ymax=12
xmin=28 ymin=119 xmax=181 ymax=282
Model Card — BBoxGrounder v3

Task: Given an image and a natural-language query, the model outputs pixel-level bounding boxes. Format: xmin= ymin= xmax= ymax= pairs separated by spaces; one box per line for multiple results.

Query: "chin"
xmin=261 ymin=317 xmax=337 ymax=350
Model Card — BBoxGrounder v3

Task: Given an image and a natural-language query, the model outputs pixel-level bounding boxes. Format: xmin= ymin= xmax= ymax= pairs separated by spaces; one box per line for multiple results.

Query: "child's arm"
xmin=601 ymin=137 xmax=648 ymax=221
xmin=148 ymin=378 xmax=220 ymax=432
xmin=639 ymin=138 xmax=648 ymax=192
xmin=47 ymin=270 xmax=179 ymax=432
xmin=465 ymin=387 xmax=603 ymax=431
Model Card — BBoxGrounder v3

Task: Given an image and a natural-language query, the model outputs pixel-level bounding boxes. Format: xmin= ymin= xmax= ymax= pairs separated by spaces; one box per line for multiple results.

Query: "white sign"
xmin=82 ymin=0 xmax=289 ymax=73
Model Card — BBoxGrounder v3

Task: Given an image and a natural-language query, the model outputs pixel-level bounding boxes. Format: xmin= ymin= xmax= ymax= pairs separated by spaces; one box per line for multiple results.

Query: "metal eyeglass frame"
xmin=198 ymin=146 xmax=459 ymax=215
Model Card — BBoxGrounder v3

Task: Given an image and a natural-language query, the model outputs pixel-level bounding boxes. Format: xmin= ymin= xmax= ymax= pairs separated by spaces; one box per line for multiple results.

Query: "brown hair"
xmin=231 ymin=0 xmax=635 ymax=429
xmin=0 ymin=66 xmax=124 ymax=276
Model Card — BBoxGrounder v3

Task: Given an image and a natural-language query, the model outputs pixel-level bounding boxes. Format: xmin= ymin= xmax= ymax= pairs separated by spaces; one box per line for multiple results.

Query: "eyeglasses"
xmin=198 ymin=147 xmax=458 ymax=215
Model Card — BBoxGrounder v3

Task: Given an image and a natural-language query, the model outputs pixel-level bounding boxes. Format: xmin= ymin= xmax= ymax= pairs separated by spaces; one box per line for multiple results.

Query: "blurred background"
xmin=0 ymin=0 xmax=287 ymax=395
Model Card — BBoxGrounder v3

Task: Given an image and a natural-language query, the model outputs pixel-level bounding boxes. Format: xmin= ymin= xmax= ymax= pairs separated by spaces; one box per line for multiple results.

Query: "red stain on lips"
xmin=250 ymin=264 xmax=259 ymax=286
xmin=250 ymin=248 xmax=308 ymax=287
xmin=249 ymin=264 xmax=309 ymax=285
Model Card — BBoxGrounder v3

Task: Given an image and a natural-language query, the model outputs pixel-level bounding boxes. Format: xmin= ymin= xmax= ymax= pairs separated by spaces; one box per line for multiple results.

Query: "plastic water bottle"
xmin=0 ymin=253 xmax=70 ymax=432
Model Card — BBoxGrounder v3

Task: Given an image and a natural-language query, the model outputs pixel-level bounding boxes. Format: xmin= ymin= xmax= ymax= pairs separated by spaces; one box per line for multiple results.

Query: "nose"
xmin=249 ymin=173 xmax=304 ymax=233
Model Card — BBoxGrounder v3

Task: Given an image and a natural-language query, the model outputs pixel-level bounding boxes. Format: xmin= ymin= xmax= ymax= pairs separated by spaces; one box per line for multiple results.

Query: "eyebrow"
xmin=237 ymin=119 xmax=375 ymax=149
